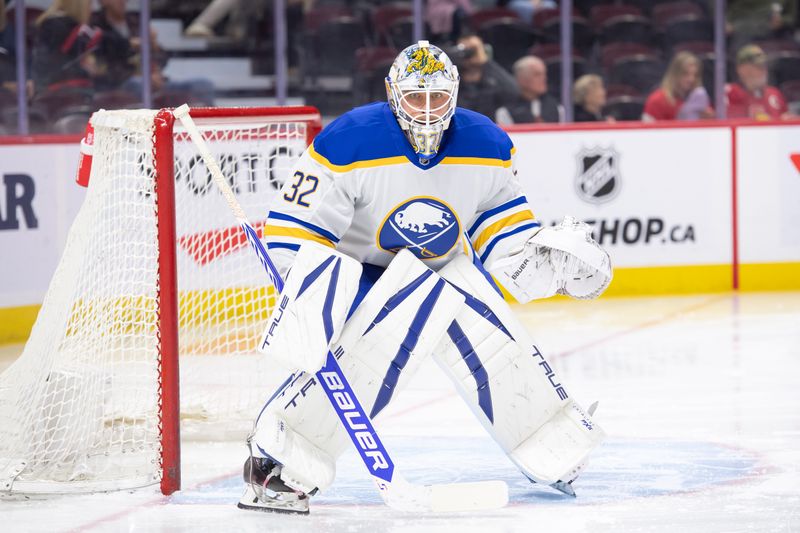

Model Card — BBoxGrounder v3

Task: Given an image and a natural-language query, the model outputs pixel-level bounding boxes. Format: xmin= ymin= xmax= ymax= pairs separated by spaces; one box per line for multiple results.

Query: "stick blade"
xmin=429 ymin=480 xmax=509 ymax=512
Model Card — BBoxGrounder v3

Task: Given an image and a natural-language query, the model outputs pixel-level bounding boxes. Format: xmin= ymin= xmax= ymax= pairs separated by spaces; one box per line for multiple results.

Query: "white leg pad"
xmin=258 ymin=242 xmax=363 ymax=373
xmin=251 ymin=404 xmax=337 ymax=495
xmin=251 ymin=250 xmax=464 ymax=492
xmin=435 ymin=254 xmax=605 ymax=485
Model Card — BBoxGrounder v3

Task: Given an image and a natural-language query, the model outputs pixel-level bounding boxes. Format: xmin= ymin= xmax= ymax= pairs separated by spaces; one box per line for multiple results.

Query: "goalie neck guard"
xmin=386 ymin=41 xmax=459 ymax=163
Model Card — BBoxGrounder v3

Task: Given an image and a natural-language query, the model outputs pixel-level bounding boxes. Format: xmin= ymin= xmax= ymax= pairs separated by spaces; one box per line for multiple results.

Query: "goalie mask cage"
xmin=0 ymin=107 xmax=322 ymax=496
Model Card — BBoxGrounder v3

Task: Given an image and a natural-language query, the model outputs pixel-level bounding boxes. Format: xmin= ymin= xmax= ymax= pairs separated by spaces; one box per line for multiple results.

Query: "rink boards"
xmin=1 ymin=120 xmax=799 ymax=342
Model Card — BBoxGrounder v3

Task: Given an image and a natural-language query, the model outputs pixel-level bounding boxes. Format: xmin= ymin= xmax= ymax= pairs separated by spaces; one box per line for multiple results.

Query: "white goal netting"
xmin=0 ymin=108 xmax=314 ymax=494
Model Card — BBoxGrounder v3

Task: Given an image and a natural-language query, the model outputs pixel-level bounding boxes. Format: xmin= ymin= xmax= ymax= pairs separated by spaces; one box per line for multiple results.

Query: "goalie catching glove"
xmin=488 ymin=216 xmax=612 ymax=303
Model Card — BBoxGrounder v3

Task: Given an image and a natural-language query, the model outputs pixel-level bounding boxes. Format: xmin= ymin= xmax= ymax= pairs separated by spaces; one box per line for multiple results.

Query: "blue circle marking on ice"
xmin=169 ymin=437 xmax=760 ymax=507
xmin=377 ymin=197 xmax=461 ymax=259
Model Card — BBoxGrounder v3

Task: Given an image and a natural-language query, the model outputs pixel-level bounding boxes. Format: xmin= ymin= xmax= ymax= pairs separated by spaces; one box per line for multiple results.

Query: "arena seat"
xmin=652 ymin=1 xmax=705 ymax=31
xmin=770 ymin=52 xmax=800 ymax=86
xmin=478 ymin=18 xmax=539 ymax=71
xmin=609 ymin=54 xmax=664 ymax=94
xmin=599 ymin=15 xmax=653 ymax=45
xmin=600 ymin=42 xmax=657 ymax=70
xmin=663 ymin=15 xmax=713 ymax=52
xmin=603 ymin=95 xmax=646 ymax=121
xmin=468 ymin=7 xmax=520 ymax=31
xmin=371 ymin=3 xmax=413 ymax=47
xmin=589 ymin=4 xmax=642 ymax=31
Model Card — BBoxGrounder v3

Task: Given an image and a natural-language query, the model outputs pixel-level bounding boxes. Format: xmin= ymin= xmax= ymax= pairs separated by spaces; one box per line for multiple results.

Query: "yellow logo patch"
xmin=405 ymin=48 xmax=445 ymax=77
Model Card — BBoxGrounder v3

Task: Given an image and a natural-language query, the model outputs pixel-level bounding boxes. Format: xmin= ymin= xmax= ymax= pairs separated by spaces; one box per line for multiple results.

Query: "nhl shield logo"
xmin=378 ymin=197 xmax=460 ymax=259
xmin=575 ymin=147 xmax=621 ymax=204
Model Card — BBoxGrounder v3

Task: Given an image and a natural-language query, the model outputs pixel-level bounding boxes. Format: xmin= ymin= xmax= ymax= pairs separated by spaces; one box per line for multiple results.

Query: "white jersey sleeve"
xmin=262 ymin=147 xmax=355 ymax=278
xmin=465 ymin=146 xmax=542 ymax=269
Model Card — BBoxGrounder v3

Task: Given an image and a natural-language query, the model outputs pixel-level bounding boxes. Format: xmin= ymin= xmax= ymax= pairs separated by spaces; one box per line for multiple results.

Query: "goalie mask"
xmin=386 ymin=41 xmax=459 ymax=162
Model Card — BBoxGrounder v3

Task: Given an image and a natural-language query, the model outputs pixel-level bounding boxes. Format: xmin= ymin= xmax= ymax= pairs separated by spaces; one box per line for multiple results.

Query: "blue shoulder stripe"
xmin=268 ymin=211 xmax=340 ymax=243
xmin=479 ymin=222 xmax=541 ymax=263
xmin=468 ymin=196 xmax=528 ymax=236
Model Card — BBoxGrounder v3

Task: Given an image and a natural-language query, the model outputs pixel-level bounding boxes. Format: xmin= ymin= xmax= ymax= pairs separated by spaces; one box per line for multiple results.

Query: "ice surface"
xmin=2 ymin=292 xmax=799 ymax=532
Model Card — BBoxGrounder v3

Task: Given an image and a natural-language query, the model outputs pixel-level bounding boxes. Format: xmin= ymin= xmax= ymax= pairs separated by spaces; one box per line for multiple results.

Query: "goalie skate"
xmin=237 ymin=457 xmax=311 ymax=515
xmin=537 ymin=401 xmax=600 ymax=498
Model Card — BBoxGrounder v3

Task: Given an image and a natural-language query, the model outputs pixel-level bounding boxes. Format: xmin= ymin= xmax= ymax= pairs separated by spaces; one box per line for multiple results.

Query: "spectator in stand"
xmin=642 ymin=51 xmax=714 ymax=121
xmin=92 ymin=0 xmax=214 ymax=104
xmin=185 ymin=0 xmax=303 ymax=65
xmin=725 ymin=1 xmax=797 ymax=56
xmin=496 ymin=55 xmax=563 ymax=124
xmin=92 ymin=0 xmax=157 ymax=91
xmin=427 ymin=0 xmax=473 ymax=44
xmin=726 ymin=44 xmax=792 ymax=120
xmin=573 ymin=74 xmax=613 ymax=122
xmin=1 ymin=3 xmax=12 ymax=89
xmin=31 ymin=0 xmax=101 ymax=95
xmin=451 ymin=34 xmax=518 ymax=121
xmin=506 ymin=0 xmax=556 ymax=25
xmin=1 ymin=5 xmax=33 ymax=105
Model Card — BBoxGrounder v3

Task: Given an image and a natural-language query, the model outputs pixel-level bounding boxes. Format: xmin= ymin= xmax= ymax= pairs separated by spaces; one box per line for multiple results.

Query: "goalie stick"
xmin=173 ymin=104 xmax=509 ymax=513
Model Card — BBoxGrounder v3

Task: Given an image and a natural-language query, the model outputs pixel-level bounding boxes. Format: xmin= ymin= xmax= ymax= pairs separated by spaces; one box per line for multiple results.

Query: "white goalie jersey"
xmin=262 ymin=102 xmax=541 ymax=277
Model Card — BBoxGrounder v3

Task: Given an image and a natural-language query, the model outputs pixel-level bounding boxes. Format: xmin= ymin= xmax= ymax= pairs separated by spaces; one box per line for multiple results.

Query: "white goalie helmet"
xmin=386 ymin=40 xmax=459 ymax=162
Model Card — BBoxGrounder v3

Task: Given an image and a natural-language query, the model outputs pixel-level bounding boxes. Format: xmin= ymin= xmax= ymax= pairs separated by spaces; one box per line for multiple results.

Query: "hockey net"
xmin=0 ymin=107 xmax=321 ymax=495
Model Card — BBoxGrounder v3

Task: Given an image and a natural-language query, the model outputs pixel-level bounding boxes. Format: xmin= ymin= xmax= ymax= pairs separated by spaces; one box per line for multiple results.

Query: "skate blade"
xmin=237 ymin=501 xmax=310 ymax=515
xmin=549 ymin=480 xmax=576 ymax=497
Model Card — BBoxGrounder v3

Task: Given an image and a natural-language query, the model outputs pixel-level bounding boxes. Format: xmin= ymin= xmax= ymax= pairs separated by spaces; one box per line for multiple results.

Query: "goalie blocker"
xmin=245 ymin=242 xmax=605 ymax=512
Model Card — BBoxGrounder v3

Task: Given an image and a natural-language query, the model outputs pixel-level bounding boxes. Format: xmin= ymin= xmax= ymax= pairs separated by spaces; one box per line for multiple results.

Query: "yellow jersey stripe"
xmin=309 ymin=144 xmax=408 ymax=172
xmin=440 ymin=156 xmax=512 ymax=168
xmin=473 ymin=210 xmax=535 ymax=251
xmin=262 ymin=225 xmax=335 ymax=248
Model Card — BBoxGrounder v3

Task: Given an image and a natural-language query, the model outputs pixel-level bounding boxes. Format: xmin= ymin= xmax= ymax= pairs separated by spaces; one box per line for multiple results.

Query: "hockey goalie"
xmin=238 ymin=41 xmax=612 ymax=514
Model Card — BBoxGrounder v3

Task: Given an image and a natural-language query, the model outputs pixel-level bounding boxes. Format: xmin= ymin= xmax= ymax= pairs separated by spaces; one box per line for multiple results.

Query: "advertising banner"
xmin=509 ymin=127 xmax=734 ymax=269
xmin=0 ymin=142 xmax=84 ymax=308
xmin=736 ymin=125 xmax=800 ymax=262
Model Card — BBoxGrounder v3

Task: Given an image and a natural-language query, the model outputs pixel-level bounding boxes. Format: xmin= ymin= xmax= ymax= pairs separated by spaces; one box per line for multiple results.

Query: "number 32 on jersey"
xmin=283 ymin=171 xmax=319 ymax=208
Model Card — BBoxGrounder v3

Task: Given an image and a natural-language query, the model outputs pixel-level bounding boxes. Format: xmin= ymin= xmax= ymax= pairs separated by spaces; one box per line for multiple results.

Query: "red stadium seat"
xmin=599 ymin=15 xmax=653 ymax=45
xmin=779 ymin=80 xmax=800 ymax=103
xmin=603 ymin=95 xmax=646 ymax=121
xmin=663 ymin=15 xmax=713 ymax=51
xmin=529 ymin=43 xmax=587 ymax=62
xmin=672 ymin=40 xmax=715 ymax=55
xmin=478 ymin=18 xmax=538 ymax=71
xmin=600 ymin=42 xmax=657 ymax=69
xmin=652 ymin=1 xmax=704 ymax=31
xmin=609 ymin=54 xmax=664 ymax=94
xmin=303 ymin=5 xmax=354 ymax=33
xmin=770 ymin=52 xmax=800 ymax=86
xmin=372 ymin=3 xmax=413 ymax=47
xmin=468 ymin=7 xmax=520 ymax=31
xmin=589 ymin=4 xmax=642 ymax=30
xmin=539 ymin=15 xmax=593 ymax=53
xmin=605 ymin=83 xmax=643 ymax=98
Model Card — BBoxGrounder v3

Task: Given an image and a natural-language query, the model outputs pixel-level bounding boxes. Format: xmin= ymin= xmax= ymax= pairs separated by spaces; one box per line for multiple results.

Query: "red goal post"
xmin=0 ymin=106 xmax=322 ymax=496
